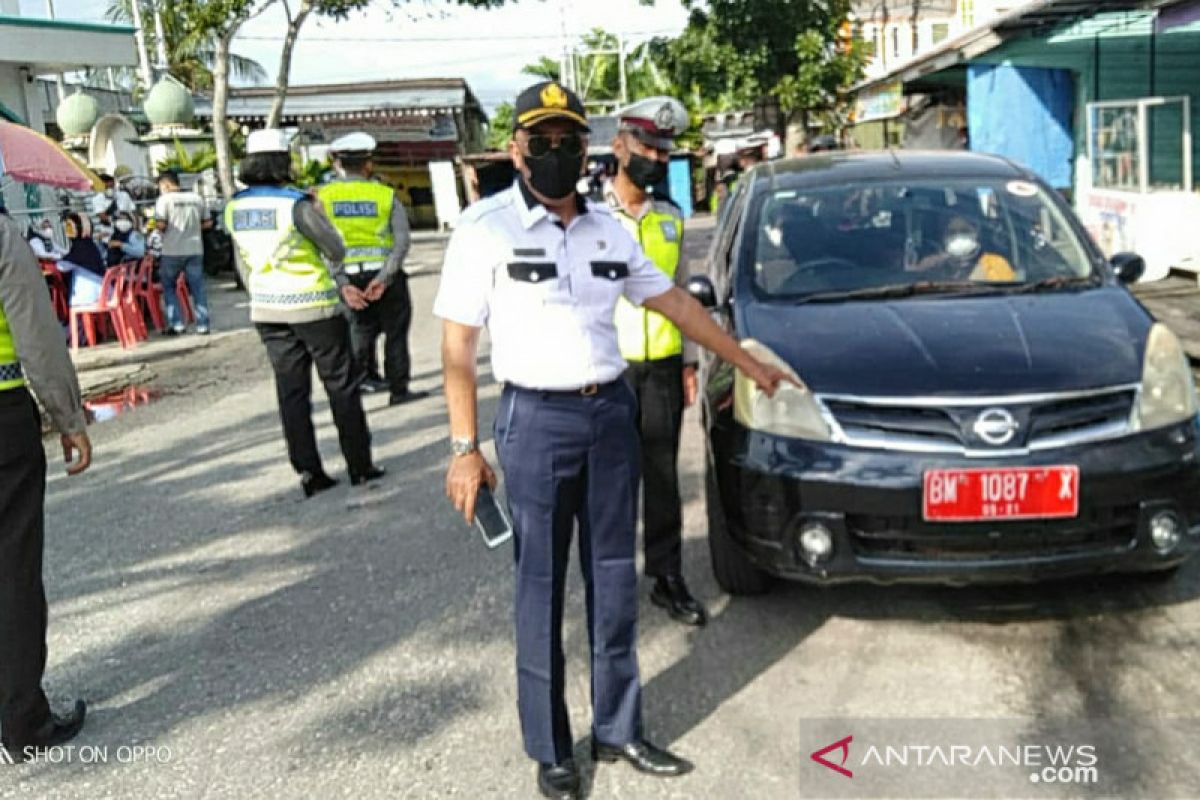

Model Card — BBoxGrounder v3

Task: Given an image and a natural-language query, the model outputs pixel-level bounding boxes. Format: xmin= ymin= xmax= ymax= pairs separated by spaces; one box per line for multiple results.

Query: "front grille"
xmin=820 ymin=385 xmax=1138 ymax=454
xmin=848 ymin=506 xmax=1138 ymax=563
xmin=823 ymin=401 xmax=961 ymax=448
xmin=1027 ymin=390 xmax=1137 ymax=441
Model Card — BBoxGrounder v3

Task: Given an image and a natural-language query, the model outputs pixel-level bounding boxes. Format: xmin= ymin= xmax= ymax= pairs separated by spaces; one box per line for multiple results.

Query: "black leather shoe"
xmin=300 ymin=471 xmax=338 ymax=498
xmin=388 ymin=389 xmax=429 ymax=406
xmin=650 ymin=574 xmax=708 ymax=627
xmin=592 ymin=738 xmax=693 ymax=777
xmin=3 ymin=700 xmax=87 ymax=763
xmin=536 ymin=759 xmax=580 ymax=799
xmin=350 ymin=466 xmax=386 ymax=487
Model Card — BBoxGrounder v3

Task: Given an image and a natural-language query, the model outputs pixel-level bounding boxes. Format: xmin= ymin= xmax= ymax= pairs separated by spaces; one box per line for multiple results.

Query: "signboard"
xmin=317 ymin=113 xmax=458 ymax=143
xmin=1081 ymin=191 xmax=1136 ymax=258
xmin=854 ymin=81 xmax=904 ymax=123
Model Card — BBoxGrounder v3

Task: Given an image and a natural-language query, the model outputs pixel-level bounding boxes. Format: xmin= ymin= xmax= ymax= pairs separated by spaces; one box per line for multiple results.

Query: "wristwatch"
xmin=451 ymin=437 xmax=478 ymax=457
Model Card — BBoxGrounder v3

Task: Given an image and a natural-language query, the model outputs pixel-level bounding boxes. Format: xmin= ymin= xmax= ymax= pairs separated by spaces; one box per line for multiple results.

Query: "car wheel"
xmin=706 ymin=461 xmax=773 ymax=596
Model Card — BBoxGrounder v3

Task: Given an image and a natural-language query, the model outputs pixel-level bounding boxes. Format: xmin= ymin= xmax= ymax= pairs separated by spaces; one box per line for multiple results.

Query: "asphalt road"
xmin=6 ymin=220 xmax=1200 ymax=799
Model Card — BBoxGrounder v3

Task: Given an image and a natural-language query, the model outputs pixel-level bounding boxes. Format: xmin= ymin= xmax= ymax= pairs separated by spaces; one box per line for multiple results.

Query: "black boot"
xmin=650 ymin=574 xmax=708 ymax=627
xmin=350 ymin=465 xmax=386 ymax=487
xmin=3 ymin=700 xmax=87 ymax=763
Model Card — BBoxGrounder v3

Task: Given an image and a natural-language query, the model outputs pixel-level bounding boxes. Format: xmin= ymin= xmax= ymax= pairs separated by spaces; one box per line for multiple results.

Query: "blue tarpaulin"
xmin=967 ymin=64 xmax=1074 ymax=188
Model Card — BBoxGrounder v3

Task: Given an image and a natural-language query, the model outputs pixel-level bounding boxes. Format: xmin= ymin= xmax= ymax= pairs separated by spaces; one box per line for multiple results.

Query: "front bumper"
xmin=709 ymin=416 xmax=1200 ymax=585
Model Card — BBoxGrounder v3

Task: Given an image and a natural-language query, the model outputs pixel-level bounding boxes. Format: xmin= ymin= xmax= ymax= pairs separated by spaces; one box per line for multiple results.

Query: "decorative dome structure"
xmin=56 ymin=92 xmax=100 ymax=138
xmin=144 ymin=75 xmax=195 ymax=129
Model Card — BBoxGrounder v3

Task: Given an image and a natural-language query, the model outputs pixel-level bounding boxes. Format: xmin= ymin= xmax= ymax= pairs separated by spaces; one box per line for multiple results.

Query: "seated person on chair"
xmin=912 ymin=213 xmax=1016 ymax=282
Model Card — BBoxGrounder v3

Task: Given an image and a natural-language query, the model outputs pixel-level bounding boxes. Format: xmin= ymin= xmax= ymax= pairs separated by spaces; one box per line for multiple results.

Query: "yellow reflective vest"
xmin=224 ymin=187 xmax=338 ymax=314
xmin=316 ymin=179 xmax=395 ymax=265
xmin=0 ymin=301 xmax=25 ymax=392
xmin=611 ymin=193 xmax=685 ymax=362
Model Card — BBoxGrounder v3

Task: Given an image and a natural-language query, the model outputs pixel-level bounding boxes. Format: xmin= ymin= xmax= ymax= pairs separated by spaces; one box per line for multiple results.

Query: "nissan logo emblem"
xmin=973 ymin=408 xmax=1019 ymax=446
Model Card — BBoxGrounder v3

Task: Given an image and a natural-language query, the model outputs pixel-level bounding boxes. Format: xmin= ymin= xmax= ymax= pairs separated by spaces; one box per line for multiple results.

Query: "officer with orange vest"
xmin=607 ymin=96 xmax=707 ymax=626
xmin=317 ymin=133 xmax=426 ymax=406
xmin=0 ymin=207 xmax=91 ymax=761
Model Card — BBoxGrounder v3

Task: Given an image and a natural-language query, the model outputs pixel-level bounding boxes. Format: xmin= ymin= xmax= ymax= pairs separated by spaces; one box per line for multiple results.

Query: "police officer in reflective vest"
xmin=607 ymin=97 xmax=706 ymax=627
xmin=0 ymin=207 xmax=91 ymax=760
xmin=317 ymin=133 xmax=426 ymax=405
xmin=226 ymin=129 xmax=384 ymax=497
xmin=436 ymin=81 xmax=789 ymax=800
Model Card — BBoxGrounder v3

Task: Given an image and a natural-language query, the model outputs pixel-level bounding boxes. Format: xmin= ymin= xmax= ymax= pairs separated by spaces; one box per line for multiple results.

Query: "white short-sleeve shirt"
xmin=434 ymin=181 xmax=674 ymax=390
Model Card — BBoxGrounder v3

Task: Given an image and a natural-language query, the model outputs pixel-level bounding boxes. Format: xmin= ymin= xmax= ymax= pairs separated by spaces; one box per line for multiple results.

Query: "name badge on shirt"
xmin=660 ymin=221 xmax=679 ymax=242
xmin=232 ymin=209 xmax=277 ymax=231
xmin=332 ymin=201 xmax=378 ymax=218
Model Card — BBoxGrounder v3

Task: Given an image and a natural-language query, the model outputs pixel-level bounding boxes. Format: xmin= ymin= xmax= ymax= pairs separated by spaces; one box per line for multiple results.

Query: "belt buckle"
xmin=580 ymin=383 xmax=599 ymax=396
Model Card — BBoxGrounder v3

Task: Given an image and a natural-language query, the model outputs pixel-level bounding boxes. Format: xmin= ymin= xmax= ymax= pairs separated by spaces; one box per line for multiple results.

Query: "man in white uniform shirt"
xmin=434 ymin=81 xmax=787 ymax=800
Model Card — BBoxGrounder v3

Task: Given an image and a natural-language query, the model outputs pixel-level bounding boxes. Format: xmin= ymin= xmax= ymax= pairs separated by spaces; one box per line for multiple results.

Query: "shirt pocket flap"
xmin=507 ymin=262 xmax=559 ymax=284
xmin=589 ymin=260 xmax=629 ymax=281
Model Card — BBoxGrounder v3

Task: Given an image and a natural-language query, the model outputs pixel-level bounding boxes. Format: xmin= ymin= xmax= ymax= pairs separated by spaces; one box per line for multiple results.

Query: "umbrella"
xmin=0 ymin=119 xmax=102 ymax=192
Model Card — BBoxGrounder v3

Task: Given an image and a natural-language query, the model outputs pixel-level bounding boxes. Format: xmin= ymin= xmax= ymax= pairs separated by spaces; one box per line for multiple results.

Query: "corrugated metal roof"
xmin=195 ymin=84 xmax=470 ymax=120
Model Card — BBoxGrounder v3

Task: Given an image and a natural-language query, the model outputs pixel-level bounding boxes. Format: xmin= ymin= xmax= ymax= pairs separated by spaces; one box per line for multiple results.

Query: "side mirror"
xmin=1111 ymin=252 xmax=1145 ymax=284
xmin=686 ymin=275 xmax=719 ymax=309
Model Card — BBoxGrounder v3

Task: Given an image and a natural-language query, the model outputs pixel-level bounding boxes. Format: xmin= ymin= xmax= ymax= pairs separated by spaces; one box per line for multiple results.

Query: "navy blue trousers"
xmin=494 ymin=381 xmax=644 ymax=764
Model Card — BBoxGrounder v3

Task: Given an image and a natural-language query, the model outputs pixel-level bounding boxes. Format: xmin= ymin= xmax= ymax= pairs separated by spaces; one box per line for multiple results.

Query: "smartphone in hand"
xmin=474 ymin=484 xmax=513 ymax=548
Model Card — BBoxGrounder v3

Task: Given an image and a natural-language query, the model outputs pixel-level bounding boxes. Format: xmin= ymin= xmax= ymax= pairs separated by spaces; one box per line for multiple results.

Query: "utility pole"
xmin=44 ymin=0 xmax=66 ymax=101
xmin=617 ymin=33 xmax=627 ymax=106
xmin=129 ymin=0 xmax=155 ymax=91
xmin=558 ymin=0 xmax=575 ymax=91
xmin=152 ymin=0 xmax=170 ymax=80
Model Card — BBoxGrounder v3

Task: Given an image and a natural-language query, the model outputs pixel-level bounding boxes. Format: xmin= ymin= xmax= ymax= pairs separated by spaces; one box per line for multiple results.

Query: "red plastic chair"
xmin=118 ymin=261 xmax=148 ymax=343
xmin=40 ymin=260 xmax=69 ymax=322
xmin=131 ymin=256 xmax=165 ymax=332
xmin=176 ymin=272 xmax=196 ymax=325
xmin=70 ymin=268 xmax=133 ymax=350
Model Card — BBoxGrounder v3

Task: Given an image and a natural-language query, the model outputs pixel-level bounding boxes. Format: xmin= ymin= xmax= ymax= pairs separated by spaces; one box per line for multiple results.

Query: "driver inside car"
xmin=912 ymin=213 xmax=1017 ymax=282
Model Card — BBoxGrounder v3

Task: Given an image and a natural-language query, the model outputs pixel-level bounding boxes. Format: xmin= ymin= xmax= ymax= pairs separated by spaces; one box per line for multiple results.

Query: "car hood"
xmin=741 ymin=287 xmax=1152 ymax=396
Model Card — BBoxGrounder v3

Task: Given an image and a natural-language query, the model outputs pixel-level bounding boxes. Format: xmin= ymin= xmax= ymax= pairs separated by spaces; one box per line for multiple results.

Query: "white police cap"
xmin=246 ymin=129 xmax=291 ymax=155
xmin=615 ymin=96 xmax=688 ymax=150
xmin=329 ymin=132 xmax=377 ymax=155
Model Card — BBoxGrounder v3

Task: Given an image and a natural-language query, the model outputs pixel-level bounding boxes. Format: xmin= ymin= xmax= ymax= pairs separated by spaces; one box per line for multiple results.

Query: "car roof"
xmin=753 ymin=150 xmax=1031 ymax=189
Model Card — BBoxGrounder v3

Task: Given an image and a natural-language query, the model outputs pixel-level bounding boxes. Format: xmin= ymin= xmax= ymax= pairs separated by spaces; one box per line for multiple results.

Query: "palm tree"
xmin=106 ymin=0 xmax=267 ymax=91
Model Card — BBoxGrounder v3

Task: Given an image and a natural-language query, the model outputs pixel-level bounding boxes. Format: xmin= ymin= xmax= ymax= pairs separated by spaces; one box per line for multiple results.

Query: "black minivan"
xmin=690 ymin=151 xmax=1200 ymax=594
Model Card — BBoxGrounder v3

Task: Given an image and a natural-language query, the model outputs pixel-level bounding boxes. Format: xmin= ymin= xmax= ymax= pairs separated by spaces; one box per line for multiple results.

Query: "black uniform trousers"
xmin=0 ymin=389 xmax=52 ymax=750
xmin=495 ymin=381 xmax=644 ymax=765
xmin=345 ymin=270 xmax=414 ymax=394
xmin=624 ymin=356 xmax=685 ymax=578
xmin=256 ymin=316 xmax=373 ymax=479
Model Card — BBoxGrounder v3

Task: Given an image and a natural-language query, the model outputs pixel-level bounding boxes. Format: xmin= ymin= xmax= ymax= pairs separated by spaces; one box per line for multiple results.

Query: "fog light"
xmin=1149 ymin=511 xmax=1183 ymax=553
xmin=799 ymin=523 xmax=834 ymax=566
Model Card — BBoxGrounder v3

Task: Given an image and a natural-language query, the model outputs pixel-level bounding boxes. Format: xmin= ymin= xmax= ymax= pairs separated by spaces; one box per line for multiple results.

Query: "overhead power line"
xmin=234 ymin=29 xmax=678 ymax=43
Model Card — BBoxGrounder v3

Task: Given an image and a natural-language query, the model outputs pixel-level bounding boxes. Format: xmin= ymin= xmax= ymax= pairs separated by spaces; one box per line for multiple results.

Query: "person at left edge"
xmin=436 ymin=80 xmax=791 ymax=800
xmin=317 ymin=132 xmax=427 ymax=406
xmin=225 ymin=129 xmax=384 ymax=497
xmin=0 ymin=205 xmax=92 ymax=762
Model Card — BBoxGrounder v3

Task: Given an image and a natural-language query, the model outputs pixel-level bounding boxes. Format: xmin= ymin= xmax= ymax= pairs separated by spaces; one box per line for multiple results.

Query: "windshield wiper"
xmin=795 ymin=281 xmax=1004 ymax=304
xmin=1004 ymin=275 xmax=1100 ymax=294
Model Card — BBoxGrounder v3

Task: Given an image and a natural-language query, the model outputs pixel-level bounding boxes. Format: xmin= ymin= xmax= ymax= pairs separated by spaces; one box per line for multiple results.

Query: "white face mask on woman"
xmin=115 ymin=219 xmax=134 ymax=233
xmin=38 ymin=225 xmax=54 ymax=240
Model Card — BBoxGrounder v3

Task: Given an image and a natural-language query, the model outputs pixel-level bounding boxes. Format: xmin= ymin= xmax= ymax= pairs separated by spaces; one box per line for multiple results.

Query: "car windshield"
xmin=749 ymin=178 xmax=1096 ymax=301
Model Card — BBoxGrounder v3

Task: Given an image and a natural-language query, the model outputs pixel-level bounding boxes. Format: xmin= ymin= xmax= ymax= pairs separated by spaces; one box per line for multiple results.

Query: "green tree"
xmin=521 ymin=57 xmax=560 ymax=82
xmin=486 ymin=102 xmax=514 ymax=150
xmin=105 ymin=0 xmax=267 ymax=92
xmin=663 ymin=0 xmax=866 ymax=131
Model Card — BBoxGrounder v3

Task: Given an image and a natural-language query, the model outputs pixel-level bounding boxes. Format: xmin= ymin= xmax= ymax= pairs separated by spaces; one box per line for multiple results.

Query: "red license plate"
xmin=923 ymin=466 xmax=1080 ymax=522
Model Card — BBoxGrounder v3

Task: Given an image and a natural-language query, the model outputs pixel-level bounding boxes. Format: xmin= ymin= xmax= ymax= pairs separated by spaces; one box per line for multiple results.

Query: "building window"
xmin=890 ymin=27 xmax=901 ymax=61
xmin=960 ymin=0 xmax=975 ymax=29
xmin=932 ymin=23 xmax=950 ymax=44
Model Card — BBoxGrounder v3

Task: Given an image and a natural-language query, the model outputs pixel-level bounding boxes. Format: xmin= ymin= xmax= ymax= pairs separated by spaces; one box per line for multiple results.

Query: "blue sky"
xmin=21 ymin=0 xmax=691 ymax=112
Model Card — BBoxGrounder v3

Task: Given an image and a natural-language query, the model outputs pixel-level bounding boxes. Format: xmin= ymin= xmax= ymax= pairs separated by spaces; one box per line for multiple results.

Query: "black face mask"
xmin=624 ymin=152 xmax=667 ymax=190
xmin=523 ymin=146 xmax=584 ymax=200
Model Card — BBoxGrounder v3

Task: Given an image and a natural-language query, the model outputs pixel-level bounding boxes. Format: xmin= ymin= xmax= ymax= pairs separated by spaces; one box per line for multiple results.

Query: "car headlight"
xmin=1132 ymin=323 xmax=1199 ymax=431
xmin=733 ymin=339 xmax=833 ymax=441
